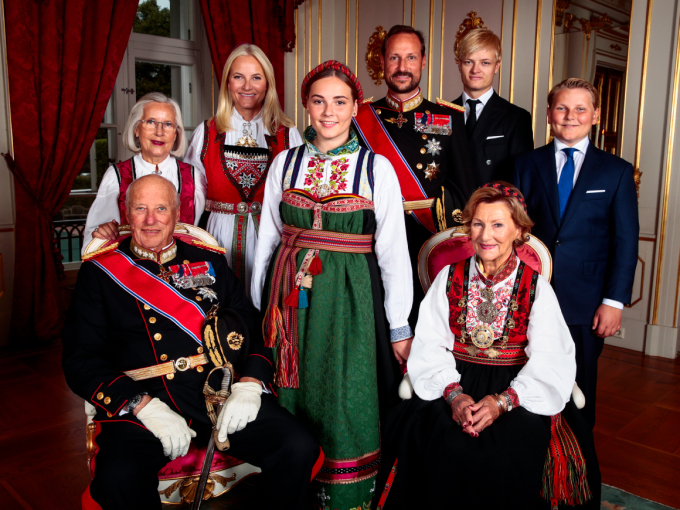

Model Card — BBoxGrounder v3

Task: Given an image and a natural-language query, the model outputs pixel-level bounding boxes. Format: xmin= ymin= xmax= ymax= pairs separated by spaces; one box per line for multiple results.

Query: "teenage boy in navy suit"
xmin=513 ymin=78 xmax=638 ymax=427
xmin=453 ymin=29 xmax=534 ymax=186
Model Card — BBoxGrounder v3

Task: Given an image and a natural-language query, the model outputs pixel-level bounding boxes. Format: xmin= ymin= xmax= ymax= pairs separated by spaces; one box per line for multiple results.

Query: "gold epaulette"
xmin=192 ymin=240 xmax=227 ymax=254
xmin=361 ymin=97 xmax=374 ymax=105
xmin=81 ymin=242 xmax=120 ymax=261
xmin=436 ymin=98 xmax=465 ymax=113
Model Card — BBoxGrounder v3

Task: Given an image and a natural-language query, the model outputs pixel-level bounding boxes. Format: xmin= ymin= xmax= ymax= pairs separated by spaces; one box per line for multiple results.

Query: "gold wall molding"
xmin=365 ymin=26 xmax=387 ymax=86
xmin=510 ymin=0 xmax=519 ymax=102
xmin=555 ymin=0 xmax=570 ymax=26
xmin=455 ymin=11 xmax=487 ymax=59
xmin=427 ymin=0 xmax=435 ymax=99
xmin=345 ymin=0 xmax=350 ymax=64
xmin=531 ymin=0 xmax=543 ymax=138
xmin=439 ymin=0 xmax=446 ymax=99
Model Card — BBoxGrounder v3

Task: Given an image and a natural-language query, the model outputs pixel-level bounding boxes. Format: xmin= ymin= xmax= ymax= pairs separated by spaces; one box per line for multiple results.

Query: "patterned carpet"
xmin=602 ymin=485 xmax=679 ymax=510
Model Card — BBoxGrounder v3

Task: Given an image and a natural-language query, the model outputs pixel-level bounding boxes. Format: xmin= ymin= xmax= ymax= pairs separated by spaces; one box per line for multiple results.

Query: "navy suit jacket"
xmin=513 ymin=141 xmax=639 ymax=325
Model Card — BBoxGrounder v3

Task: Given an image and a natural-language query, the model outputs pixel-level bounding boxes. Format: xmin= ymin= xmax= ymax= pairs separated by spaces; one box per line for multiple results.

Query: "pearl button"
xmin=486 ymin=160 xmax=492 ymax=165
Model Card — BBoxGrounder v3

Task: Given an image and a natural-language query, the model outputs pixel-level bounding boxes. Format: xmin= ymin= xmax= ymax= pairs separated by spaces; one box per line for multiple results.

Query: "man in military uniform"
xmin=62 ymin=174 xmax=320 ymax=510
xmin=354 ymin=24 xmax=475 ymax=346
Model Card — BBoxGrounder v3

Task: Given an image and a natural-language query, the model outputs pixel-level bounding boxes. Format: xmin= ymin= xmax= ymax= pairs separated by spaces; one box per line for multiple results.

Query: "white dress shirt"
xmin=82 ymin=154 xmax=207 ymax=252
xmin=407 ymin=258 xmax=576 ymax=416
xmin=462 ymin=87 xmax=495 ymax=123
xmin=184 ymin=111 xmax=303 ymax=296
xmin=553 ymin=136 xmax=622 ymax=310
xmin=251 ymin=146 xmax=413 ymax=338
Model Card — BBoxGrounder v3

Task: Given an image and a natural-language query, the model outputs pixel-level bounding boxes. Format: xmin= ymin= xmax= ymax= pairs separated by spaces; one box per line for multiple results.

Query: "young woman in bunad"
xmin=184 ymin=44 xmax=303 ymax=295
xmin=82 ymin=92 xmax=206 ymax=251
xmin=250 ymin=61 xmax=413 ymax=510
xmin=374 ymin=183 xmax=601 ymax=510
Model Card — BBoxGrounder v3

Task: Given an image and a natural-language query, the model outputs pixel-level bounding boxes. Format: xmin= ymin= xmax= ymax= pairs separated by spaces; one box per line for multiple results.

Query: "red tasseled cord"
xmin=307 ymin=255 xmax=323 ymax=275
xmin=284 ymin=288 xmax=300 ymax=308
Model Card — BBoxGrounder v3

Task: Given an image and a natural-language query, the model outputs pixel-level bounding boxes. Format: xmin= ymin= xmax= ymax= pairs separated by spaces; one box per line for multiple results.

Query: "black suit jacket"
xmin=62 ymin=238 xmax=273 ymax=434
xmin=513 ymin=142 xmax=639 ymax=325
xmin=455 ymin=91 xmax=534 ymax=186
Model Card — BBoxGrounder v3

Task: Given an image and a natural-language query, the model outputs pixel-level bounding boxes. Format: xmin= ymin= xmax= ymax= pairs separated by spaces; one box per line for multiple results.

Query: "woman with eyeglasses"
xmin=184 ymin=44 xmax=302 ymax=295
xmin=82 ymin=92 xmax=206 ymax=250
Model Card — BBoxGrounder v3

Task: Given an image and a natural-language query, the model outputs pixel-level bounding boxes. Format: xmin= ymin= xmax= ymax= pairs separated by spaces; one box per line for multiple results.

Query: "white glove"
xmin=136 ymin=397 xmax=196 ymax=460
xmin=217 ymin=382 xmax=262 ymax=441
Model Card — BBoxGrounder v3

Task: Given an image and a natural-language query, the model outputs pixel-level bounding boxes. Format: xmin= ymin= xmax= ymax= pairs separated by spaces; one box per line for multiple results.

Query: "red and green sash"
xmin=354 ymin=103 xmax=435 ymax=233
xmin=92 ymin=250 xmax=205 ymax=345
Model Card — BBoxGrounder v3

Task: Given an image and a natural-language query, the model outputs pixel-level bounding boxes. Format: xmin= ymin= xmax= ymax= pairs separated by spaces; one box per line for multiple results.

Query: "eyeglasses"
xmin=140 ymin=119 xmax=177 ymax=132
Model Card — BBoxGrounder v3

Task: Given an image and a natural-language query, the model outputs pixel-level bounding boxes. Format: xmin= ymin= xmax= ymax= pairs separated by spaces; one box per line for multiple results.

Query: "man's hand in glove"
xmin=216 ymin=379 xmax=262 ymax=442
xmin=135 ymin=397 xmax=196 ymax=459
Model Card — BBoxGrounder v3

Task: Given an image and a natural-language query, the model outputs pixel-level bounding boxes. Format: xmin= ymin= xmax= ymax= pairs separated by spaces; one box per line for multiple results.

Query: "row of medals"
xmin=457 ymin=283 xmax=519 ymax=358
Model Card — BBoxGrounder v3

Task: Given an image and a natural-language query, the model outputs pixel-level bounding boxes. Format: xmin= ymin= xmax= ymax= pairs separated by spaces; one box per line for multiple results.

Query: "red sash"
xmin=354 ymin=103 xmax=435 ymax=233
xmin=92 ymin=249 xmax=205 ymax=345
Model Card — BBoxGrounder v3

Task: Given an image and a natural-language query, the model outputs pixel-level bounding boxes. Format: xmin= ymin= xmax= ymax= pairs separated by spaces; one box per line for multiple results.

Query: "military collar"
xmin=385 ymin=88 xmax=424 ymax=113
xmin=130 ymin=238 xmax=178 ymax=264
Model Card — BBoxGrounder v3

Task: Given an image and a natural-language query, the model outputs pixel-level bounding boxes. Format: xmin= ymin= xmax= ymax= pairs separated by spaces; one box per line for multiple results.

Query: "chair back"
xmin=417 ymin=227 xmax=553 ymax=294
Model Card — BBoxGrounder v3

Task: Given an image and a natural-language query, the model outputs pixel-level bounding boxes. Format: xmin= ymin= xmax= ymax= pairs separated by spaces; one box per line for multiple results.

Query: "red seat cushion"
xmin=427 ymin=236 xmax=543 ymax=284
xmin=158 ymin=442 xmax=245 ymax=479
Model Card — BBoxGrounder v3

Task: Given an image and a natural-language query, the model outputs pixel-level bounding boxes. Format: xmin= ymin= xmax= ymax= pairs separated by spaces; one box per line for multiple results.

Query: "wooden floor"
xmin=0 ymin=343 xmax=678 ymax=509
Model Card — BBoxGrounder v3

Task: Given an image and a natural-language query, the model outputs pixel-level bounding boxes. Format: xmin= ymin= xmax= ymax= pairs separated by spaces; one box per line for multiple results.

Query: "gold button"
xmin=166 ymin=373 xmax=174 ymax=380
xmin=376 ymin=109 xmax=382 ymax=115
xmin=149 ymin=317 xmax=157 ymax=324
xmin=196 ymin=366 xmax=204 ymax=373
xmin=416 ymin=163 xmax=423 ymax=170
xmin=160 ymin=354 xmax=168 ymax=361
xmin=96 ymin=392 xmax=104 ymax=400
xmin=197 ymin=347 xmax=204 ymax=354
xmin=154 ymin=333 xmax=162 ymax=341
xmin=183 ymin=260 xmax=190 ymax=264
xmin=196 ymin=296 xmax=202 ymax=302
xmin=425 ymin=110 xmax=431 ymax=114
xmin=420 ymin=148 xmax=426 ymax=154
xmin=107 ymin=412 xmax=113 ymax=418
xmin=422 ymin=134 xmax=427 ymax=140
xmin=143 ymin=304 xmax=151 ymax=311
xmin=104 ymin=397 xmax=111 ymax=405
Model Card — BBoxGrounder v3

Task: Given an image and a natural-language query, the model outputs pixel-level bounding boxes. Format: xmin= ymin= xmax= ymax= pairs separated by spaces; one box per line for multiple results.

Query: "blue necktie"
xmin=558 ymin=148 xmax=577 ymax=219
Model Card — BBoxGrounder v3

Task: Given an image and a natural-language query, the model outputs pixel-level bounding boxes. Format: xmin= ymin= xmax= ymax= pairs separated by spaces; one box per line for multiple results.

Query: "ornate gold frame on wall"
xmin=455 ymin=11 xmax=487 ymax=59
xmin=366 ymin=26 xmax=387 ymax=86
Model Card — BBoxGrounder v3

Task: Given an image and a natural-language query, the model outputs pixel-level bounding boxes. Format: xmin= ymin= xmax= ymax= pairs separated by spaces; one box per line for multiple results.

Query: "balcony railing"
xmin=54 ymin=219 xmax=86 ymax=263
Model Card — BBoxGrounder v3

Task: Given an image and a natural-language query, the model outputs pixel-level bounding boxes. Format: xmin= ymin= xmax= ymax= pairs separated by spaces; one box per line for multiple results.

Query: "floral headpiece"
xmin=301 ymin=60 xmax=363 ymax=108
xmin=482 ymin=182 xmax=527 ymax=212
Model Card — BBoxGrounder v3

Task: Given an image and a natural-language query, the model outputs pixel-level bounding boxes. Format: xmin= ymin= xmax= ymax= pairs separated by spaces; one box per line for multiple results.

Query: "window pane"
xmin=135 ymin=61 xmax=193 ymax=127
xmin=102 ymin=95 xmax=115 ymax=125
xmin=71 ymin=128 xmax=117 ymax=192
xmin=133 ymin=0 xmax=193 ymax=41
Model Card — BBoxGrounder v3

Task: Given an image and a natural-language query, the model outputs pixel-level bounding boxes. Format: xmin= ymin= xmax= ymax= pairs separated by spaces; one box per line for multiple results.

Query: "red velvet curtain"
xmin=199 ymin=0 xmax=305 ymax=106
xmin=3 ymin=0 xmax=138 ymax=343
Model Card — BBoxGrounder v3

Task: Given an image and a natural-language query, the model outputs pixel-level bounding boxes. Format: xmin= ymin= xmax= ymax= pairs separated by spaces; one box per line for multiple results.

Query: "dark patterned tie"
xmin=466 ymin=99 xmax=481 ymax=136
xmin=558 ymin=148 xmax=577 ymax=219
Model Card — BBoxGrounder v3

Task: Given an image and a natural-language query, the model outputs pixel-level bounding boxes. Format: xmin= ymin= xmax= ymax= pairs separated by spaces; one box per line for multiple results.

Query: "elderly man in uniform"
xmin=353 ymin=24 xmax=475 ymax=362
xmin=62 ymin=174 xmax=321 ymax=510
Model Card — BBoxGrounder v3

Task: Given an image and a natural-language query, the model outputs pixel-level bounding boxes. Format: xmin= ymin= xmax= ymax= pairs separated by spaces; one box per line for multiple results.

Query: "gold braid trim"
xmin=192 ymin=240 xmax=227 ymax=254
xmin=436 ymin=98 xmax=466 ymax=113
xmin=81 ymin=242 xmax=120 ymax=261
xmin=437 ymin=186 xmax=447 ymax=232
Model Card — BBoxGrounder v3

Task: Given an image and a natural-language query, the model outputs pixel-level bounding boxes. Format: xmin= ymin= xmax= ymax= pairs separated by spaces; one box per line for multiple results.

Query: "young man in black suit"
xmin=453 ymin=29 xmax=534 ymax=186
xmin=513 ymin=78 xmax=639 ymax=427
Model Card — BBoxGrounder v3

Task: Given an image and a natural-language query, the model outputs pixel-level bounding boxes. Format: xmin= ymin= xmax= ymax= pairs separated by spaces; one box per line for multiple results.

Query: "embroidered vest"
xmin=446 ymin=258 xmax=538 ymax=365
xmin=114 ymin=157 xmax=196 ymax=225
xmin=200 ymin=119 xmax=290 ymax=204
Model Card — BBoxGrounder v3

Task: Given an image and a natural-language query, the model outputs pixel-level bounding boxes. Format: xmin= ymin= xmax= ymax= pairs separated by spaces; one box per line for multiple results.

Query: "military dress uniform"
xmin=62 ymin=236 xmax=319 ymax=510
xmin=354 ymin=89 xmax=475 ymax=327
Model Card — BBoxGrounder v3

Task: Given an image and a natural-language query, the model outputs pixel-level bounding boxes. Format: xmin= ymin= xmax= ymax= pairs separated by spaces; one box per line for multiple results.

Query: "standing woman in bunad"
xmin=82 ymin=92 xmax=206 ymax=251
xmin=251 ymin=61 xmax=413 ymax=510
xmin=184 ymin=44 xmax=302 ymax=295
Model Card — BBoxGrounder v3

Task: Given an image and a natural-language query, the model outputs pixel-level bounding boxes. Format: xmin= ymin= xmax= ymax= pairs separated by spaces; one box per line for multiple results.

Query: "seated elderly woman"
xmin=81 ymin=92 xmax=206 ymax=250
xmin=374 ymin=182 xmax=600 ymax=510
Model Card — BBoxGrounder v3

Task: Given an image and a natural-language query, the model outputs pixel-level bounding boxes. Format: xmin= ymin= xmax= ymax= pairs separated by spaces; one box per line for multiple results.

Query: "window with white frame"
xmin=57 ymin=0 xmax=215 ymax=267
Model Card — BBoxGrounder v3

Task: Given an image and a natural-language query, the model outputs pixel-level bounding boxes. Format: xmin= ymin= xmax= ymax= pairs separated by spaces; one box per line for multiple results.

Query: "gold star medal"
xmin=424 ymin=161 xmax=440 ymax=181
